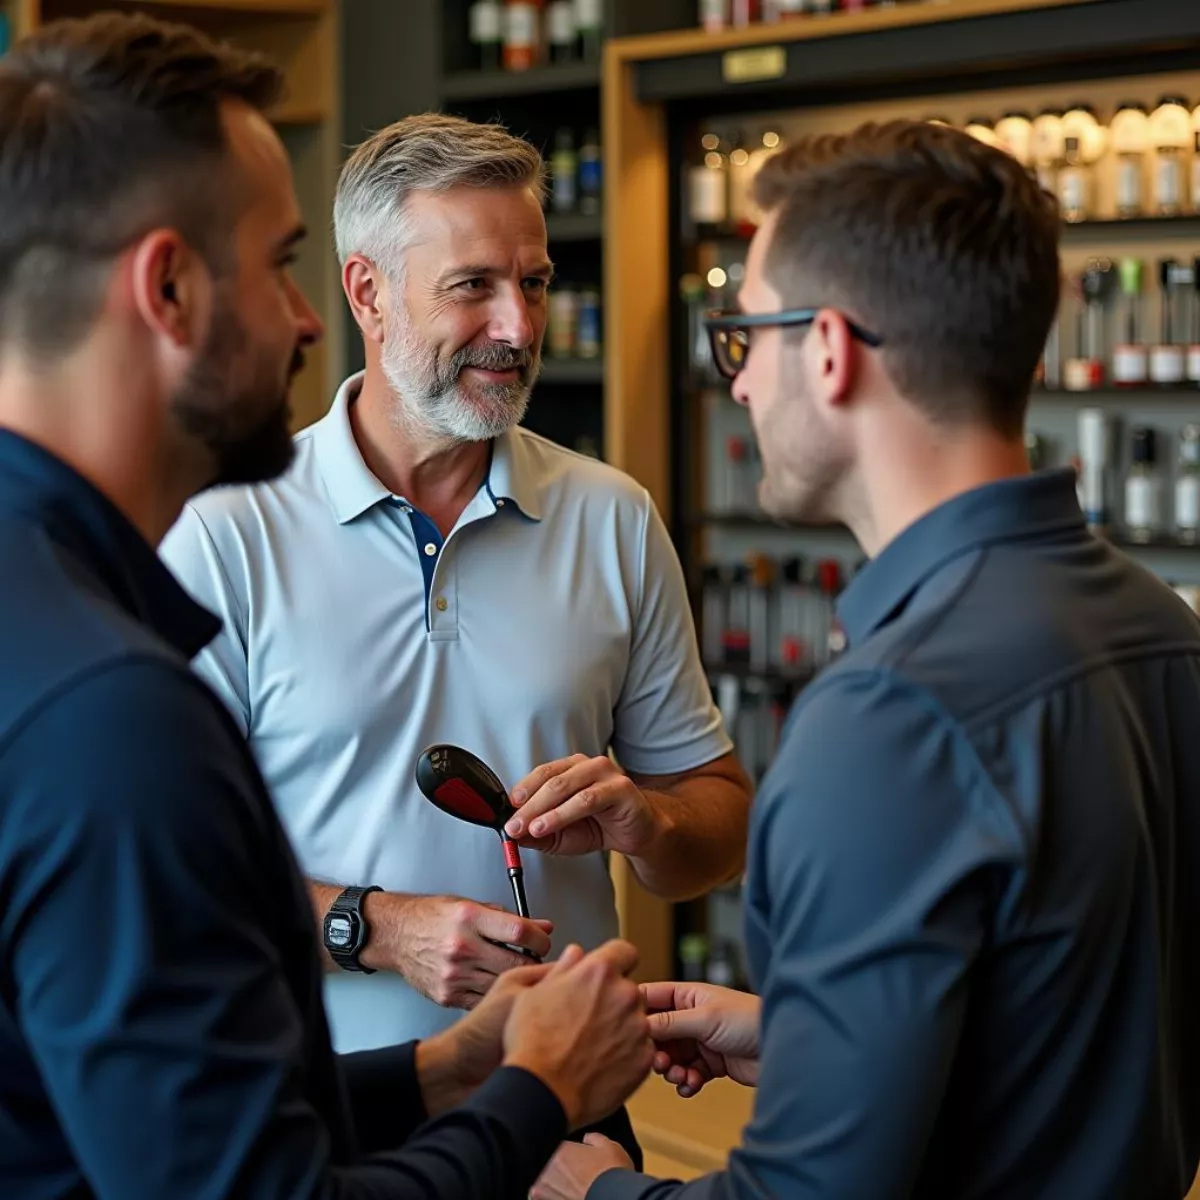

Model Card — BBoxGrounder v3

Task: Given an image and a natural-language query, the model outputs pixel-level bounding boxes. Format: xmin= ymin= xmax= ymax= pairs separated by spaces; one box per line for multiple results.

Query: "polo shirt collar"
xmin=313 ymin=372 xmax=544 ymax=524
xmin=837 ymin=468 xmax=1086 ymax=647
xmin=0 ymin=429 xmax=220 ymax=658
xmin=311 ymin=372 xmax=391 ymax=525
xmin=486 ymin=427 xmax=543 ymax=521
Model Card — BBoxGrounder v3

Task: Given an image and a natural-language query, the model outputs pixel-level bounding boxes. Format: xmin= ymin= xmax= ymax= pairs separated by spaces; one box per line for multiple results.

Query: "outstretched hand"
xmin=642 ymin=980 xmax=762 ymax=1097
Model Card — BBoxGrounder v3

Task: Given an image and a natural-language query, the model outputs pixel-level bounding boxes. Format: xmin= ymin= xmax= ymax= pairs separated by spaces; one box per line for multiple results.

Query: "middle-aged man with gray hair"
xmin=162 ymin=113 xmax=752 ymax=1159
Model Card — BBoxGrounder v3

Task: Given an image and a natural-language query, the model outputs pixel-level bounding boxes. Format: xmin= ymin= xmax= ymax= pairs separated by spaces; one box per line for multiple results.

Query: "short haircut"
xmin=754 ymin=119 xmax=1061 ymax=437
xmin=0 ymin=12 xmax=282 ymax=360
xmin=334 ymin=113 xmax=546 ymax=279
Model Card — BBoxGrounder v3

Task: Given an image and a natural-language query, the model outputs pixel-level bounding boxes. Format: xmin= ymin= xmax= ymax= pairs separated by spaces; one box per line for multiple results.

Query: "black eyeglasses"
xmin=704 ymin=308 xmax=885 ymax=380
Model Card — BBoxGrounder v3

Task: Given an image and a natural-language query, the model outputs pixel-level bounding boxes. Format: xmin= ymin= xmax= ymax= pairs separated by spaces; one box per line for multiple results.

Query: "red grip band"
xmin=503 ymin=839 xmax=522 ymax=870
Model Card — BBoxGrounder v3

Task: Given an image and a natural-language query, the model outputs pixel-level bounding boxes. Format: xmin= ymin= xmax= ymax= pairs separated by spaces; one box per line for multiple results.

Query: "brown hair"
xmin=0 ymin=12 xmax=283 ymax=360
xmin=754 ymin=119 xmax=1060 ymax=436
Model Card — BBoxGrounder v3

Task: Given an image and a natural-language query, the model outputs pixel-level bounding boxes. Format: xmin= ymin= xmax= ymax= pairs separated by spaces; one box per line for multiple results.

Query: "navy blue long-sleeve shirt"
xmin=0 ymin=430 xmax=568 ymax=1198
xmin=597 ymin=470 xmax=1200 ymax=1199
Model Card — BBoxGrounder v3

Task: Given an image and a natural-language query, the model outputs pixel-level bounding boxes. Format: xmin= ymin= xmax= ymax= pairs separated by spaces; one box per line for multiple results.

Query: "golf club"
xmin=414 ymin=743 xmax=538 ymax=959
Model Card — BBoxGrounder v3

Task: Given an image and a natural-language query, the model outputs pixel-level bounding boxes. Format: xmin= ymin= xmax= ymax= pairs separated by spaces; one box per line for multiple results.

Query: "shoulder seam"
xmin=796 ymin=665 xmax=1034 ymax=858
xmin=184 ymin=504 xmax=250 ymax=639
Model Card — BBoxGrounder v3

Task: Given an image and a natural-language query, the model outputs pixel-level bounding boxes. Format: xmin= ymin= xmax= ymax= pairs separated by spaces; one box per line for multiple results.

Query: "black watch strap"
xmin=324 ymin=885 xmax=382 ymax=974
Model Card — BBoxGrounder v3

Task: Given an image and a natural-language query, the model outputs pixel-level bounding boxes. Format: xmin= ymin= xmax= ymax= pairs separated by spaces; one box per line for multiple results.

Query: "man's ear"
xmin=343 ymin=254 xmax=388 ymax=345
xmin=128 ymin=229 xmax=209 ymax=348
xmin=809 ymin=308 xmax=857 ymax=410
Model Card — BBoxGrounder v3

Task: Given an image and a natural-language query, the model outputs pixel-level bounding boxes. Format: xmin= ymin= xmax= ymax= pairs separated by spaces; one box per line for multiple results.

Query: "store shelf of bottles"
xmin=1035 ymin=383 xmax=1200 ymax=395
xmin=539 ymin=357 xmax=604 ymax=384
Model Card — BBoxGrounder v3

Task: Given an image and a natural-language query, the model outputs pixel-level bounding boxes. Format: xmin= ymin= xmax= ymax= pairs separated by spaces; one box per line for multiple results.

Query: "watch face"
xmin=326 ymin=914 xmax=354 ymax=949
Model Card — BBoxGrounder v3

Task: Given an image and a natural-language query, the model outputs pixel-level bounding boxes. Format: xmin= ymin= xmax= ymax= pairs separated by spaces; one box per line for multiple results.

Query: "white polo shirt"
xmin=161 ymin=372 xmax=731 ymax=1052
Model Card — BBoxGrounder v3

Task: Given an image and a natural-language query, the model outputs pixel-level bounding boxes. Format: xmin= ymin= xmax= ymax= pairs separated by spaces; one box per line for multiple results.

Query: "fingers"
xmin=509 ymin=754 xmax=589 ymax=807
xmin=518 ymin=780 xmax=623 ymax=841
xmin=474 ymin=909 xmax=554 ymax=958
xmin=640 ymin=980 xmax=688 ymax=1014
xmin=647 ymin=1007 xmax=714 ymax=1044
xmin=583 ymin=1133 xmax=617 ymax=1149
xmin=505 ymin=756 xmax=613 ymax=838
xmin=581 ymin=938 xmax=639 ymax=980
xmin=551 ymin=943 xmax=586 ymax=972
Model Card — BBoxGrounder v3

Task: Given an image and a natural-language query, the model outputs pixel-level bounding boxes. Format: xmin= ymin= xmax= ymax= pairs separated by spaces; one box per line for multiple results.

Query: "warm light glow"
xmin=701 ymin=133 xmax=720 ymax=151
xmin=707 ymin=267 xmax=728 ymax=289
xmin=762 ymin=131 xmax=781 ymax=148
xmin=730 ymin=148 xmax=750 ymax=167
xmin=704 ymin=151 xmax=723 ymax=169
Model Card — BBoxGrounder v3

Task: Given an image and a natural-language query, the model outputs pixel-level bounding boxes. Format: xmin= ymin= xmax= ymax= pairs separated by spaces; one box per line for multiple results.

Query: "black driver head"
xmin=415 ymin=743 xmax=515 ymax=833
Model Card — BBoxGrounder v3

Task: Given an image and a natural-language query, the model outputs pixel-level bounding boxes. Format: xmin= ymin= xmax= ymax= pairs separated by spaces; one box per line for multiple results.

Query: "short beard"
xmin=173 ymin=293 xmax=299 ymax=489
xmin=381 ymin=305 xmax=539 ymax=444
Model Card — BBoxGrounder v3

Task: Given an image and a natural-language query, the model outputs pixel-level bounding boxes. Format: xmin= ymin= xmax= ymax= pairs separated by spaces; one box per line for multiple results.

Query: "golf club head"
xmin=415 ymin=743 xmax=516 ymax=834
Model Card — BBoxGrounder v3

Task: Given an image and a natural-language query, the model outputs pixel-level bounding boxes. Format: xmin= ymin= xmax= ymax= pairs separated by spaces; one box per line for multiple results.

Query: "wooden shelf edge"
xmin=441 ymin=61 xmax=601 ymax=101
xmin=123 ymin=0 xmax=333 ymax=14
xmin=606 ymin=0 xmax=1102 ymax=64
xmin=269 ymin=104 xmax=327 ymax=126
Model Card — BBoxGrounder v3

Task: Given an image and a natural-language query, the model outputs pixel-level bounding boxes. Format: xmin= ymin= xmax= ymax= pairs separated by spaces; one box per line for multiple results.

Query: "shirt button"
xmin=435 ymin=596 xmax=448 ymax=612
xmin=496 ymin=498 xmax=506 ymax=508
xmin=424 ymin=542 xmax=437 ymax=557
xmin=399 ymin=503 xmax=412 ymax=514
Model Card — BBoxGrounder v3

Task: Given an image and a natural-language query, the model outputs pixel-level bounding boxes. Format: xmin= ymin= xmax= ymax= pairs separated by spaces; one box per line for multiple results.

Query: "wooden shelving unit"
xmin=5 ymin=0 xmax=341 ymax=432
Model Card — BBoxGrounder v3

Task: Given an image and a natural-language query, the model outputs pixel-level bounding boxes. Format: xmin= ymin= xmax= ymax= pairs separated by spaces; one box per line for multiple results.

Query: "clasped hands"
xmin=424 ymin=946 xmax=763 ymax=1200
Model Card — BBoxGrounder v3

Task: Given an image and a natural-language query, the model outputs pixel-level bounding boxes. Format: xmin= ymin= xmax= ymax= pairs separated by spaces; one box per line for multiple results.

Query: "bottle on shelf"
xmin=1151 ymin=259 xmax=1188 ymax=385
xmin=775 ymin=556 xmax=810 ymax=676
xmin=814 ymin=559 xmax=843 ymax=668
xmin=1190 ymin=259 xmax=1200 ymax=384
xmin=1058 ymin=104 xmax=1104 ymax=223
xmin=1149 ymin=96 xmax=1192 ymax=217
xmin=965 ymin=118 xmax=1002 ymax=149
xmin=724 ymin=565 xmax=752 ymax=666
xmin=575 ymin=0 xmax=603 ymax=62
xmin=700 ymin=565 xmax=728 ymax=664
xmin=547 ymin=284 xmax=577 ymax=358
xmin=575 ymin=284 xmax=601 ymax=358
xmin=729 ymin=0 xmax=759 ymax=26
xmin=681 ymin=272 xmax=714 ymax=382
xmin=1192 ymin=103 xmax=1200 ymax=213
xmin=502 ymin=0 xmax=541 ymax=72
xmin=723 ymin=435 xmax=756 ymax=512
xmin=688 ymin=129 xmax=730 ymax=237
xmin=1112 ymin=257 xmax=1148 ymax=387
xmin=1065 ymin=261 xmax=1112 ymax=391
xmin=1175 ymin=424 xmax=1200 ymax=544
xmin=727 ymin=130 xmax=760 ymax=239
xmin=995 ymin=111 xmax=1034 ymax=172
xmin=1077 ymin=408 xmax=1111 ymax=534
xmin=546 ymin=0 xmax=576 ymax=63
xmin=468 ymin=0 xmax=504 ymax=71
xmin=577 ymin=127 xmax=602 ymax=217
xmin=1031 ymin=109 xmax=1065 ymax=198
xmin=747 ymin=553 xmax=774 ymax=673
xmin=550 ymin=127 xmax=577 ymax=214
xmin=678 ymin=933 xmax=708 ymax=982
xmin=1110 ymin=102 xmax=1150 ymax=219
xmin=699 ymin=0 xmax=728 ymax=33
xmin=1124 ymin=426 xmax=1163 ymax=543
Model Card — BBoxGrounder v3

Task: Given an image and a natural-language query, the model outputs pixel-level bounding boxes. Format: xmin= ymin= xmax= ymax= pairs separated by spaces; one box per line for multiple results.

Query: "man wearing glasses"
xmin=534 ymin=120 xmax=1200 ymax=1199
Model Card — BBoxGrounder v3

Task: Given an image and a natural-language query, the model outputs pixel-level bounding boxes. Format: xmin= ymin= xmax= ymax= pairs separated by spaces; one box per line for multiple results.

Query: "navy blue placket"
xmin=391 ymin=498 xmax=444 ymax=632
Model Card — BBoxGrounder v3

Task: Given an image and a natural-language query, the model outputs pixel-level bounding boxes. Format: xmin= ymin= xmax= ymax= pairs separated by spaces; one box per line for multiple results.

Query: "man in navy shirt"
xmin=0 ymin=13 xmax=653 ymax=1199
xmin=538 ymin=124 xmax=1200 ymax=1198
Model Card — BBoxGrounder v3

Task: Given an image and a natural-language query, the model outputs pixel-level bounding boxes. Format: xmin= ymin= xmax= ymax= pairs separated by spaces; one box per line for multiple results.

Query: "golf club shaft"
xmin=508 ymin=866 xmax=530 ymax=919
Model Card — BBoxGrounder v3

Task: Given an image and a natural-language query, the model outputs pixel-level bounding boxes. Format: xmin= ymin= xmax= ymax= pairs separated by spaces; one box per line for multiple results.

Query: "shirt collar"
xmin=837 ymin=468 xmax=1086 ymax=647
xmin=0 ymin=429 xmax=220 ymax=658
xmin=313 ymin=371 xmax=543 ymax=524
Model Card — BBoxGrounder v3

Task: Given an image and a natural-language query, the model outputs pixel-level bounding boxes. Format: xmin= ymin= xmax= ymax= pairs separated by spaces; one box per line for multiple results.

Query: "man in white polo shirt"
xmin=161 ymin=115 xmax=749 ymax=1070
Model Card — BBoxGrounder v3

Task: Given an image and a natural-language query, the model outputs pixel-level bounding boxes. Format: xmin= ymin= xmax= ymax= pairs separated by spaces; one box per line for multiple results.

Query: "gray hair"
xmin=333 ymin=113 xmax=546 ymax=278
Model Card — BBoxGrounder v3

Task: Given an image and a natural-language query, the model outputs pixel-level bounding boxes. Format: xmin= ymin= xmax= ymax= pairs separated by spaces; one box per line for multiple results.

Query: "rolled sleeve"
xmin=611 ymin=496 xmax=731 ymax=776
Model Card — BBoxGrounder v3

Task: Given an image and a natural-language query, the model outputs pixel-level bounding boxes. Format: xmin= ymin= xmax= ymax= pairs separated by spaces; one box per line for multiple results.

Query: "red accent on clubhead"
xmin=503 ymin=839 xmax=522 ymax=870
xmin=434 ymin=779 xmax=498 ymax=826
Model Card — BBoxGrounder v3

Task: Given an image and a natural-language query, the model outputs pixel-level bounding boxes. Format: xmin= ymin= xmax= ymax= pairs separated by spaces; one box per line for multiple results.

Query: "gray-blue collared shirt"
xmin=598 ymin=469 xmax=1200 ymax=1199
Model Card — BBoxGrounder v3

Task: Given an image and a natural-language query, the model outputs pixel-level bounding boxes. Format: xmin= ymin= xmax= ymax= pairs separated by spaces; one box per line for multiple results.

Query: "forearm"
xmin=627 ymin=769 xmax=751 ymax=901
